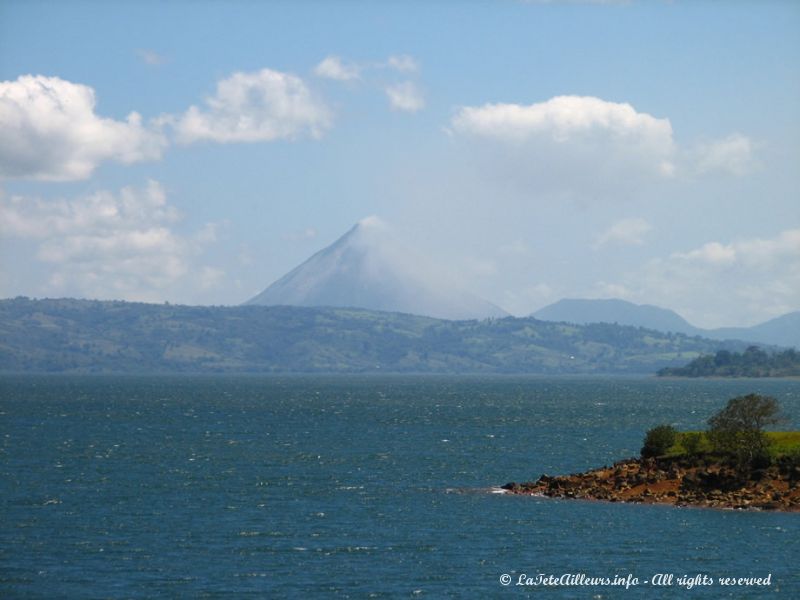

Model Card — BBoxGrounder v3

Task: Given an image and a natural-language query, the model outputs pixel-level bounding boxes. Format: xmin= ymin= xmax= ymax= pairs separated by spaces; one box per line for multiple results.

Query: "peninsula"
xmin=503 ymin=395 xmax=800 ymax=512
xmin=657 ymin=347 xmax=800 ymax=378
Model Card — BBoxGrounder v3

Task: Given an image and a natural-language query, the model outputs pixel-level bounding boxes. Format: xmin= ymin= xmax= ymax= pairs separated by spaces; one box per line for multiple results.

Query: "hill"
xmin=247 ymin=217 xmax=507 ymax=320
xmin=657 ymin=347 xmax=800 ymax=377
xmin=0 ymin=297 xmax=758 ymax=374
xmin=709 ymin=312 xmax=800 ymax=350
xmin=534 ymin=298 xmax=700 ymax=336
xmin=534 ymin=298 xmax=799 ymax=348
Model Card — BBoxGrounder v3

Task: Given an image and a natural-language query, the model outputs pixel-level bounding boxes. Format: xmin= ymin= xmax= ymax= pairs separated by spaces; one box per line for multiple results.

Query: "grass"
xmin=768 ymin=431 xmax=800 ymax=456
xmin=666 ymin=431 xmax=800 ymax=459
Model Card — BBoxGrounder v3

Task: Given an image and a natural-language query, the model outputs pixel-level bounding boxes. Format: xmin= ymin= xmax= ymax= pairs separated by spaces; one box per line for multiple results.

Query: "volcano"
xmin=246 ymin=217 xmax=508 ymax=320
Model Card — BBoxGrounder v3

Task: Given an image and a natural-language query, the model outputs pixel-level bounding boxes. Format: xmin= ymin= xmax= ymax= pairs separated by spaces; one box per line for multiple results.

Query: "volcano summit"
xmin=246 ymin=217 xmax=508 ymax=320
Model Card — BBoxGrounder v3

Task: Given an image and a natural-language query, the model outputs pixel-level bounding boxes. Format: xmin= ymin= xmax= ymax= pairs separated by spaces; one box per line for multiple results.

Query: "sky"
xmin=1 ymin=0 xmax=798 ymax=329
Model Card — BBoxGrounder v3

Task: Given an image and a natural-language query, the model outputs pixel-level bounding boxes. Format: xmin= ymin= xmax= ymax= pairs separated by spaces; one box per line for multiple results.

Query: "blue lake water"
xmin=2 ymin=375 xmax=799 ymax=598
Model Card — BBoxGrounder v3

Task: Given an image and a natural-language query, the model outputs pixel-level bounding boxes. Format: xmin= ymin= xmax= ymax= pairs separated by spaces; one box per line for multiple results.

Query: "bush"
xmin=682 ymin=432 xmax=703 ymax=457
xmin=707 ymin=394 xmax=783 ymax=463
xmin=641 ymin=425 xmax=678 ymax=458
xmin=778 ymin=448 xmax=800 ymax=477
xmin=749 ymin=450 xmax=772 ymax=470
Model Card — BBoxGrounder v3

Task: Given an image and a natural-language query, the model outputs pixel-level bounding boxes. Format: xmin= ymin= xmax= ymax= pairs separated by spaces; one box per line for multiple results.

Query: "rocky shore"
xmin=502 ymin=456 xmax=800 ymax=512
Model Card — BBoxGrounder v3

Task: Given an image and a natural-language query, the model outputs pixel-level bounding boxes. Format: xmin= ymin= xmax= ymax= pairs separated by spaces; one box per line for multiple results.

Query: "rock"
xmin=502 ymin=455 xmax=799 ymax=512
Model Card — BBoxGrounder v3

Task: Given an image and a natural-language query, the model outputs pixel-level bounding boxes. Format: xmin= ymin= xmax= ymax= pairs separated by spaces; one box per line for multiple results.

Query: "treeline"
xmin=0 ymin=297 xmax=757 ymax=374
xmin=657 ymin=346 xmax=800 ymax=378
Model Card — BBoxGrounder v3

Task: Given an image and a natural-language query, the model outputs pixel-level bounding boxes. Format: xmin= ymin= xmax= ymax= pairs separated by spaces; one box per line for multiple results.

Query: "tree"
xmin=681 ymin=432 xmax=703 ymax=458
xmin=706 ymin=394 xmax=783 ymax=464
xmin=641 ymin=424 xmax=678 ymax=458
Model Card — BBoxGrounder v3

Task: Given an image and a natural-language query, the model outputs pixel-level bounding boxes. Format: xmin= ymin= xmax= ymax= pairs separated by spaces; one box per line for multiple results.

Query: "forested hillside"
xmin=658 ymin=347 xmax=800 ymax=377
xmin=0 ymin=297 xmax=756 ymax=374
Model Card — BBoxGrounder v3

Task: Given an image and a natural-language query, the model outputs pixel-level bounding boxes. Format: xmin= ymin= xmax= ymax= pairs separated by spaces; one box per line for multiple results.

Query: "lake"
xmin=2 ymin=375 xmax=798 ymax=597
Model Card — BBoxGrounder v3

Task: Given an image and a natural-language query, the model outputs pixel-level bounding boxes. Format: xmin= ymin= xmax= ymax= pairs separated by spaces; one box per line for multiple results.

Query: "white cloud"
xmin=451 ymin=95 xmax=675 ymax=174
xmin=314 ymin=56 xmax=361 ymax=81
xmin=312 ymin=54 xmax=423 ymax=114
xmin=385 ymin=81 xmax=425 ymax=113
xmin=594 ymin=217 xmax=652 ymax=248
xmin=0 ymin=181 xmax=223 ymax=301
xmin=0 ymin=75 xmax=166 ymax=181
xmin=673 ymin=241 xmax=737 ymax=266
xmin=604 ymin=229 xmax=800 ymax=327
xmin=174 ymin=68 xmax=331 ymax=144
xmin=386 ymin=55 xmax=419 ymax=73
xmin=672 ymin=229 xmax=800 ymax=269
xmin=692 ymin=133 xmax=754 ymax=176
xmin=448 ymin=95 xmax=757 ymax=201
xmin=449 ymin=95 xmax=675 ymax=201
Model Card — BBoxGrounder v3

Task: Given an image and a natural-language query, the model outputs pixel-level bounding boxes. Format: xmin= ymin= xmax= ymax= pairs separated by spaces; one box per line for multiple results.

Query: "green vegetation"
xmin=767 ymin=431 xmax=800 ymax=457
xmin=679 ymin=432 xmax=704 ymax=457
xmin=0 ymin=297 xmax=765 ymax=374
xmin=667 ymin=431 xmax=800 ymax=462
xmin=644 ymin=395 xmax=798 ymax=469
xmin=707 ymin=394 xmax=784 ymax=463
xmin=641 ymin=424 xmax=678 ymax=458
xmin=657 ymin=346 xmax=800 ymax=378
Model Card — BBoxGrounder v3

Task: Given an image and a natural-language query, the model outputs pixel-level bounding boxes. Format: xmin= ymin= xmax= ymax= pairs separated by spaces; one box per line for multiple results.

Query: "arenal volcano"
xmin=246 ymin=217 xmax=508 ymax=320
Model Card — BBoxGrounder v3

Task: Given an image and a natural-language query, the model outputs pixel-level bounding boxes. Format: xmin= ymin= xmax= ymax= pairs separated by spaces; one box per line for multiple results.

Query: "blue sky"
xmin=1 ymin=0 xmax=798 ymax=327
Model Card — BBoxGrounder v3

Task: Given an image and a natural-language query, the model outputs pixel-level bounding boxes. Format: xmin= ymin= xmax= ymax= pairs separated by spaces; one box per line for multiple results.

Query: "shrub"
xmin=682 ymin=432 xmax=703 ymax=457
xmin=778 ymin=448 xmax=800 ymax=478
xmin=707 ymin=394 xmax=783 ymax=464
xmin=749 ymin=450 xmax=772 ymax=471
xmin=641 ymin=424 xmax=678 ymax=458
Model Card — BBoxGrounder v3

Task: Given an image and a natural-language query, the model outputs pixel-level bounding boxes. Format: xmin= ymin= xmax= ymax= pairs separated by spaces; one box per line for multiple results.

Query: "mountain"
xmin=534 ymin=298 xmax=799 ymax=348
xmin=0 ymin=297 xmax=756 ymax=374
xmin=534 ymin=298 xmax=700 ymax=336
xmin=707 ymin=312 xmax=800 ymax=349
xmin=246 ymin=217 xmax=507 ymax=320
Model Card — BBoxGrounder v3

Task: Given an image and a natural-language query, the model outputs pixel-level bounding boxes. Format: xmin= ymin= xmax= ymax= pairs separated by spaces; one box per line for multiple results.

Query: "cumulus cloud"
xmin=0 ymin=75 xmax=166 ymax=181
xmin=0 ymin=181 xmax=223 ymax=300
xmin=691 ymin=133 xmax=755 ymax=176
xmin=594 ymin=217 xmax=652 ymax=248
xmin=602 ymin=229 xmax=800 ymax=327
xmin=448 ymin=95 xmax=675 ymax=201
xmin=312 ymin=54 xmax=423 ymax=114
xmin=449 ymin=95 xmax=757 ymax=199
xmin=314 ymin=56 xmax=361 ymax=81
xmin=451 ymin=95 xmax=676 ymax=174
xmin=385 ymin=81 xmax=425 ymax=113
xmin=174 ymin=68 xmax=331 ymax=144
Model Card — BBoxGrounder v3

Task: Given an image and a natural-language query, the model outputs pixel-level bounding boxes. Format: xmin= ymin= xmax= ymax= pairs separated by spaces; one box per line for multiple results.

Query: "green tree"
xmin=641 ymin=424 xmax=678 ymax=458
xmin=681 ymin=432 xmax=703 ymax=458
xmin=706 ymin=394 xmax=783 ymax=463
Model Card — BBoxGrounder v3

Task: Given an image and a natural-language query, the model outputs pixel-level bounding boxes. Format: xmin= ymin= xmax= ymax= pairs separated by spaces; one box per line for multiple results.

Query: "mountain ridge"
xmin=533 ymin=298 xmax=798 ymax=348
xmin=0 ymin=297 xmax=762 ymax=374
